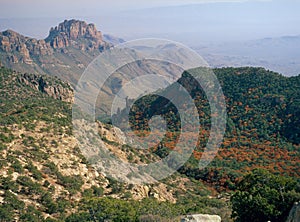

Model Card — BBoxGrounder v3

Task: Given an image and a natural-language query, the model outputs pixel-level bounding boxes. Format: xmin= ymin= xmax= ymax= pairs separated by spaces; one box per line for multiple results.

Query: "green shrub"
xmin=26 ymin=162 xmax=43 ymax=181
xmin=231 ymin=169 xmax=300 ymax=222
xmin=40 ymin=192 xmax=59 ymax=214
xmin=57 ymin=174 xmax=84 ymax=193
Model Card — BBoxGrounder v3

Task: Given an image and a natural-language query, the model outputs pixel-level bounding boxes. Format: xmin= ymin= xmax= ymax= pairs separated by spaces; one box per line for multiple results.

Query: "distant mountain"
xmin=103 ymin=34 xmax=125 ymax=45
xmin=196 ymin=35 xmax=300 ymax=76
xmin=1 ymin=19 xmax=299 ymax=86
xmin=0 ymin=19 xmax=110 ymax=84
xmin=0 ymin=20 xmax=195 ymax=117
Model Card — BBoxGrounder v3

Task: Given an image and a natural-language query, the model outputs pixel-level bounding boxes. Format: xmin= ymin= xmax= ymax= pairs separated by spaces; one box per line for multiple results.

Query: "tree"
xmin=231 ymin=169 xmax=300 ymax=222
xmin=69 ymin=197 xmax=138 ymax=222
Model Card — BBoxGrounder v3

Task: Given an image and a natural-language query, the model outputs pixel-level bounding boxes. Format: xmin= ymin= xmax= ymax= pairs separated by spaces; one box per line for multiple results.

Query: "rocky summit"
xmin=0 ymin=20 xmax=110 ymax=83
xmin=45 ymin=19 xmax=106 ymax=51
xmin=0 ymin=29 xmax=52 ymax=64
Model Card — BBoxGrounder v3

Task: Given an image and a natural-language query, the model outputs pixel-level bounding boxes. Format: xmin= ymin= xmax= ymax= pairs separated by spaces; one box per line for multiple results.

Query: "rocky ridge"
xmin=0 ymin=29 xmax=50 ymax=65
xmin=17 ymin=73 xmax=74 ymax=103
xmin=0 ymin=19 xmax=108 ymax=58
xmin=0 ymin=20 xmax=110 ymax=82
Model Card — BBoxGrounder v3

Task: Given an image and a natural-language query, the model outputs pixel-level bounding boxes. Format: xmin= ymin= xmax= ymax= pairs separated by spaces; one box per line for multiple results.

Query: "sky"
xmin=0 ymin=0 xmax=271 ymax=18
xmin=0 ymin=0 xmax=299 ymax=45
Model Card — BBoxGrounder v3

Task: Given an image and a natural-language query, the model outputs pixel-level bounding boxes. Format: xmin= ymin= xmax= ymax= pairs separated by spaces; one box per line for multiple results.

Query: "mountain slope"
xmin=0 ymin=67 xmax=232 ymax=221
xmin=127 ymin=67 xmax=300 ymax=190
xmin=0 ymin=19 xmax=110 ymax=85
xmin=0 ymin=65 xmax=299 ymax=221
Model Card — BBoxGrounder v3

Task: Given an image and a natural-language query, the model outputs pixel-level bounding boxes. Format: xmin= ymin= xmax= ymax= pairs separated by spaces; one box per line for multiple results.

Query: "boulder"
xmin=286 ymin=202 xmax=300 ymax=222
xmin=181 ymin=214 xmax=221 ymax=222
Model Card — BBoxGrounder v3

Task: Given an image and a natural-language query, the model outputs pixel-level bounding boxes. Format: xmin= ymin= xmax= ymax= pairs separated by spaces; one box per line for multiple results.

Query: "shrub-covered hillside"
xmin=128 ymin=67 xmax=300 ymax=190
xmin=0 ymin=66 xmax=299 ymax=221
xmin=0 ymin=67 xmax=232 ymax=221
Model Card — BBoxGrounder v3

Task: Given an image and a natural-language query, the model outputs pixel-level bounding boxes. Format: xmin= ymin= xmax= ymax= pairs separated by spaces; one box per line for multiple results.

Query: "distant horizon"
xmin=1 ymin=0 xmax=299 ymax=76
xmin=0 ymin=0 xmax=299 ymax=45
xmin=0 ymin=17 xmax=299 ymax=44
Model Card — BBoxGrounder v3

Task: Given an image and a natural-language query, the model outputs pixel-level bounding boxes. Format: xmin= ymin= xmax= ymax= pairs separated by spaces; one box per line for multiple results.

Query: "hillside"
xmin=126 ymin=67 xmax=300 ymax=190
xmin=0 ymin=67 xmax=232 ymax=221
xmin=0 ymin=21 xmax=299 ymax=220
xmin=0 ymin=64 xmax=299 ymax=221
xmin=0 ymin=20 xmax=189 ymax=117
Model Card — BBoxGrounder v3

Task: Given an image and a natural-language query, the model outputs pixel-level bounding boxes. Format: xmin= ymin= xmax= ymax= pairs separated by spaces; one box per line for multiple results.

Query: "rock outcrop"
xmin=0 ymin=29 xmax=27 ymax=53
xmin=45 ymin=19 xmax=108 ymax=51
xmin=181 ymin=214 xmax=221 ymax=222
xmin=131 ymin=184 xmax=176 ymax=203
xmin=0 ymin=29 xmax=54 ymax=65
xmin=0 ymin=30 xmax=33 ymax=64
xmin=0 ymin=19 xmax=110 ymax=70
xmin=25 ymin=39 xmax=53 ymax=56
xmin=286 ymin=202 xmax=300 ymax=222
xmin=17 ymin=73 xmax=74 ymax=103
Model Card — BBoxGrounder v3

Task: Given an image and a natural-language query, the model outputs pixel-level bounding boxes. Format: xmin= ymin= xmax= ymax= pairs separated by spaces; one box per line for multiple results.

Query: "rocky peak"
xmin=0 ymin=30 xmax=34 ymax=64
xmin=46 ymin=19 xmax=107 ymax=51
xmin=2 ymin=29 xmax=25 ymax=40
xmin=0 ymin=29 xmax=54 ymax=65
xmin=0 ymin=19 xmax=110 ymax=70
xmin=55 ymin=20 xmax=100 ymax=40
xmin=0 ymin=30 xmax=27 ymax=52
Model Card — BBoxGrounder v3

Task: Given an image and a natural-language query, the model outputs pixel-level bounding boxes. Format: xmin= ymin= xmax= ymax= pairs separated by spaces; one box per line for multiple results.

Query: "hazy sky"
xmin=0 ymin=0 xmax=298 ymax=45
xmin=0 ymin=0 xmax=270 ymax=18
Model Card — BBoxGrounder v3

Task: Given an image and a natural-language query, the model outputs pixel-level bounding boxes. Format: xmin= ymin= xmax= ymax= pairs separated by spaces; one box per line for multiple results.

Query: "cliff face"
xmin=0 ymin=19 xmax=111 ymax=84
xmin=45 ymin=19 xmax=107 ymax=51
xmin=0 ymin=30 xmax=52 ymax=64
xmin=0 ymin=20 xmax=107 ymax=56
xmin=17 ymin=73 xmax=74 ymax=103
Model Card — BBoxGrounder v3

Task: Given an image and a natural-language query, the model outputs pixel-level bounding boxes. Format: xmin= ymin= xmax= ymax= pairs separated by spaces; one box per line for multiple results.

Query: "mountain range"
xmin=0 ymin=19 xmax=116 ymax=84
xmin=1 ymin=19 xmax=300 ymax=79
xmin=0 ymin=19 xmax=299 ymax=221
xmin=196 ymin=35 xmax=300 ymax=76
